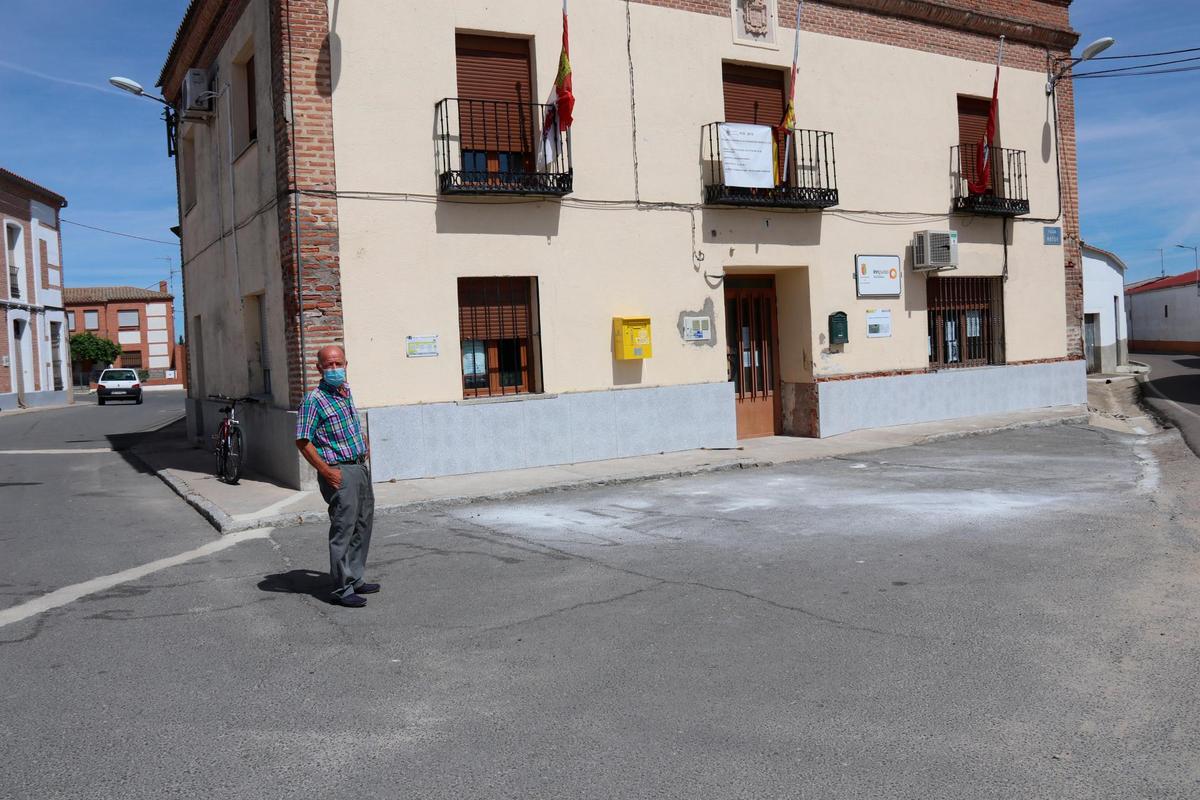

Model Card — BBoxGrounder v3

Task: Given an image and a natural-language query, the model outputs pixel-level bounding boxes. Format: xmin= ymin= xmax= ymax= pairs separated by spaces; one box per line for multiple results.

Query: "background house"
xmin=64 ymin=283 xmax=184 ymax=386
xmin=1081 ymin=242 xmax=1128 ymax=373
xmin=1 ymin=167 xmax=71 ymax=410
xmin=1126 ymin=270 xmax=1200 ymax=354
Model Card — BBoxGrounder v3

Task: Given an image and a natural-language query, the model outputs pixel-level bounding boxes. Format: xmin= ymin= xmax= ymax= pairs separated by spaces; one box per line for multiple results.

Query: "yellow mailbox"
xmin=613 ymin=316 xmax=653 ymax=360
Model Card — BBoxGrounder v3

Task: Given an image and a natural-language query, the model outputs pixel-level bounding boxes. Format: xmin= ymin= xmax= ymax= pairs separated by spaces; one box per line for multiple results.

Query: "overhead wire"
xmin=60 ymin=218 xmax=176 ymax=245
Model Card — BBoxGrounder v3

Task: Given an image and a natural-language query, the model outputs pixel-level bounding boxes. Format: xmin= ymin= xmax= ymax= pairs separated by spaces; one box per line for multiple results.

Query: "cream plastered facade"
xmin=327 ymin=0 xmax=1068 ymax=411
xmin=177 ymin=0 xmax=287 ymax=408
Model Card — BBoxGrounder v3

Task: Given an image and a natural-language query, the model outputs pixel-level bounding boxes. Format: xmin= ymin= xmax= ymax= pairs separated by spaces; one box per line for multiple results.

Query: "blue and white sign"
xmin=1044 ymin=226 xmax=1062 ymax=246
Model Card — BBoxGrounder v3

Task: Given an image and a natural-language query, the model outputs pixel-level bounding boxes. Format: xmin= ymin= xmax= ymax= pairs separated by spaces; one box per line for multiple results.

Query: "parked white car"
xmin=97 ymin=368 xmax=143 ymax=405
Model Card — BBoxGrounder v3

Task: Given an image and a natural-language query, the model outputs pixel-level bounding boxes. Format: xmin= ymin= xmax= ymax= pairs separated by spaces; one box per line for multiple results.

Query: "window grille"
xmin=927 ymin=277 xmax=1005 ymax=369
xmin=457 ymin=277 xmax=541 ymax=399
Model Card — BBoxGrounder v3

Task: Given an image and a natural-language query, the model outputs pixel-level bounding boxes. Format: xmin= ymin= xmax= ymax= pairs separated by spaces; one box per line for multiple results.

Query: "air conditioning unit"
xmin=912 ymin=230 xmax=959 ymax=272
xmin=181 ymin=68 xmax=212 ymax=116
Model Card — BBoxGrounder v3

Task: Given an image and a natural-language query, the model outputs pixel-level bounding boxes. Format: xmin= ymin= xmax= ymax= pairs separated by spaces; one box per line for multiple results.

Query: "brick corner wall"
xmin=270 ymin=0 xmax=344 ymax=408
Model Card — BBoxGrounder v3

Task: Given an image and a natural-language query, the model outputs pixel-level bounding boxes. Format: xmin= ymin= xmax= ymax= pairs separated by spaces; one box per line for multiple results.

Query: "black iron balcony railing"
xmin=8 ymin=268 xmax=19 ymax=299
xmin=435 ymin=98 xmax=572 ymax=197
xmin=951 ymin=146 xmax=1030 ymax=216
xmin=702 ymin=123 xmax=838 ymax=209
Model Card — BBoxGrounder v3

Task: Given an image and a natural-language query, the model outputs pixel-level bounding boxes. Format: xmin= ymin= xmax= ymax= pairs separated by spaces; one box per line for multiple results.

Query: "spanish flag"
xmin=540 ymin=1 xmax=575 ymax=167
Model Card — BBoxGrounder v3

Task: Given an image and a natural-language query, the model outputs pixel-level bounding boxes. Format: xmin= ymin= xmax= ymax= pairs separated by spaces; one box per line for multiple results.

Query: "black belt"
xmin=330 ymin=455 xmax=367 ymax=466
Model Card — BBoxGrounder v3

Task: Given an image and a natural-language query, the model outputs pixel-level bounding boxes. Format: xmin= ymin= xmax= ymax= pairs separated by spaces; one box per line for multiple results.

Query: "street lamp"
xmin=109 ymin=76 xmax=171 ymax=106
xmin=1177 ymin=244 xmax=1199 ymax=296
xmin=1046 ymin=36 xmax=1116 ymax=94
xmin=109 ymin=76 xmax=176 ymax=154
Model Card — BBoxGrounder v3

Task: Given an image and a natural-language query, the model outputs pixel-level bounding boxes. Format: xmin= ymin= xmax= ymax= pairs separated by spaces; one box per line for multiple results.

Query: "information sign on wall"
xmin=866 ymin=309 xmax=892 ymax=338
xmin=855 ymin=254 xmax=902 ymax=297
xmin=718 ymin=123 xmax=775 ymax=188
xmin=405 ymin=335 xmax=439 ymax=358
xmin=1044 ymin=226 xmax=1062 ymax=245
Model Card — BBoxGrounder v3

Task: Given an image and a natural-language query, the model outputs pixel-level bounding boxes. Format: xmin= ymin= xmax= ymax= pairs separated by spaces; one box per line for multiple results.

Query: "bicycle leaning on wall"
xmin=208 ymin=395 xmax=259 ymax=484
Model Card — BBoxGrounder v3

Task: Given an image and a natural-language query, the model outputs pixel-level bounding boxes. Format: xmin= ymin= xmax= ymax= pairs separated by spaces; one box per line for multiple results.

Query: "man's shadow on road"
xmin=258 ymin=570 xmax=335 ymax=602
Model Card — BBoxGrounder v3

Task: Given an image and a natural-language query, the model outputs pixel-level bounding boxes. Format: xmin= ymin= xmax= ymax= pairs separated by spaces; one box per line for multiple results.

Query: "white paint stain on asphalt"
xmin=0 ymin=527 xmax=275 ymax=629
xmin=1134 ymin=442 xmax=1161 ymax=494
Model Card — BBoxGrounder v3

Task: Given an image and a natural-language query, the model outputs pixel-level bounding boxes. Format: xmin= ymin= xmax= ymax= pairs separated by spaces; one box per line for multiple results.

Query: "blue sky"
xmin=0 ymin=0 xmax=189 ymax=334
xmin=0 ymin=0 xmax=1196 ymax=334
xmin=1072 ymin=1 xmax=1200 ymax=280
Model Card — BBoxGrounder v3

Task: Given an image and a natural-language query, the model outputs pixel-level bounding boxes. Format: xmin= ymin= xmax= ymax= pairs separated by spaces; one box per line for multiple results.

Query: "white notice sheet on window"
xmin=718 ymin=123 xmax=775 ymax=189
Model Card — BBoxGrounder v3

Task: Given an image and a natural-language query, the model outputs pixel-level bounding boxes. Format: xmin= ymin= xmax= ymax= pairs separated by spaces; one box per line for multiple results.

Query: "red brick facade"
xmin=64 ymin=284 xmax=180 ymax=386
xmin=269 ymin=0 xmax=344 ymax=406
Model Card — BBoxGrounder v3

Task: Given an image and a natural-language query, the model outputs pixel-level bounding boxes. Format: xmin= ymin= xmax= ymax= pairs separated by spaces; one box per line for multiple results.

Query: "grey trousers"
xmin=317 ymin=463 xmax=374 ymax=598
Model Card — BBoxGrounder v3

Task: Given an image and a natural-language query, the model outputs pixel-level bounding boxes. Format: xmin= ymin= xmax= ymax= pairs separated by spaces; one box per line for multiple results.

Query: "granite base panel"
xmin=816 ymin=360 xmax=1086 ymax=438
xmin=367 ymin=382 xmax=737 ymax=482
xmin=0 ymin=390 xmax=70 ymax=411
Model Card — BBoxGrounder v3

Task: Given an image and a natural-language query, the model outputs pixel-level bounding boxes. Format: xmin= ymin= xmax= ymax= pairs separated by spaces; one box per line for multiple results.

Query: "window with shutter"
xmin=721 ymin=63 xmax=791 ymax=187
xmin=957 ymin=95 xmax=998 ymax=193
xmin=456 ymin=34 xmax=536 ymax=174
xmin=458 ymin=277 xmax=541 ymax=398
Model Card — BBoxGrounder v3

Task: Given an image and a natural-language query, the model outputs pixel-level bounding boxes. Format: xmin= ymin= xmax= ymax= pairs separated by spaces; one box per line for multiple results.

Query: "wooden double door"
xmin=725 ymin=277 xmax=782 ymax=438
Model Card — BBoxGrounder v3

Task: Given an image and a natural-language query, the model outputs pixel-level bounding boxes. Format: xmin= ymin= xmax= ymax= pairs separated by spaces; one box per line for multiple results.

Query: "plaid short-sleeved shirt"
xmin=296 ymin=380 xmax=367 ymax=464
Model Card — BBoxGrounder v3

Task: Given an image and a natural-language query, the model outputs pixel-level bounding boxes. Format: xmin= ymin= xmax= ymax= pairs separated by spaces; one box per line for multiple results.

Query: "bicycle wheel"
xmin=222 ymin=426 xmax=244 ymax=484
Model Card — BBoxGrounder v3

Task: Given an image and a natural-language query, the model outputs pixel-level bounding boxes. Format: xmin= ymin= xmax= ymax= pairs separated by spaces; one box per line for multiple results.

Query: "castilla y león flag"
xmin=968 ymin=36 xmax=1004 ymax=195
xmin=539 ymin=1 xmax=575 ymax=167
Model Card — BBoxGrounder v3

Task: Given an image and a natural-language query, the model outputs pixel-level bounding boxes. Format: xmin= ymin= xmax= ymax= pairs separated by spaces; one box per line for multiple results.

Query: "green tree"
xmin=69 ymin=332 xmax=120 ymax=365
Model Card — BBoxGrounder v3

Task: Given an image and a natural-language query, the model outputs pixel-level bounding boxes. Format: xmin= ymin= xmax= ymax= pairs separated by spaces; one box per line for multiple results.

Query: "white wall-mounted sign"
xmin=866 ymin=309 xmax=892 ymax=338
xmin=855 ymin=254 xmax=902 ymax=297
xmin=405 ymin=335 xmax=439 ymax=358
xmin=718 ymin=123 xmax=775 ymax=189
xmin=682 ymin=316 xmax=713 ymax=341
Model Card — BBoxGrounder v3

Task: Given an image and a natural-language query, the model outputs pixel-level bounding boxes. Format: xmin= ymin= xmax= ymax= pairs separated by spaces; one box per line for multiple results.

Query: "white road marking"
xmin=0 ymin=527 xmax=275 ymax=629
xmin=232 ymin=490 xmax=314 ymax=521
xmin=0 ymin=448 xmax=112 ymax=455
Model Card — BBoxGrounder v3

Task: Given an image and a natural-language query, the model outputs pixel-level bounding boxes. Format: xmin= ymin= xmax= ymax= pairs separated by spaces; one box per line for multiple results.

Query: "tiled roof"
xmin=0 ymin=168 xmax=67 ymax=206
xmin=63 ymin=286 xmax=174 ymax=304
xmin=157 ymin=0 xmax=204 ymax=88
xmin=1125 ymin=271 xmax=1200 ymax=297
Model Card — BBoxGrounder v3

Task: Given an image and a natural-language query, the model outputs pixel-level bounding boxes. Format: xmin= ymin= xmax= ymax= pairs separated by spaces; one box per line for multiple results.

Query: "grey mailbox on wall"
xmin=829 ymin=311 xmax=849 ymax=345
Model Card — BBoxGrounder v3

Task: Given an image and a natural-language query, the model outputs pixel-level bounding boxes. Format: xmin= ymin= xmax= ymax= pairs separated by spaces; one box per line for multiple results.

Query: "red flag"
xmin=968 ymin=39 xmax=1003 ymax=195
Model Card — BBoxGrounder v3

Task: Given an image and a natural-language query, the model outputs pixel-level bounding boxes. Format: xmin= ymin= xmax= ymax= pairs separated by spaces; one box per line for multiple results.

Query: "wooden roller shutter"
xmin=722 ymin=63 xmax=786 ymax=126
xmin=458 ymin=277 xmax=532 ymax=340
xmin=456 ymin=34 xmax=535 ymax=153
xmin=957 ymin=95 xmax=996 ymax=192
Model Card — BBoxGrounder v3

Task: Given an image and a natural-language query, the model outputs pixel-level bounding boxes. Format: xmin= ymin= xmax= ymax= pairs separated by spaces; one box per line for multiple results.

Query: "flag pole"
xmin=781 ymin=1 xmax=803 ymax=184
xmin=563 ymin=0 xmax=571 ymax=173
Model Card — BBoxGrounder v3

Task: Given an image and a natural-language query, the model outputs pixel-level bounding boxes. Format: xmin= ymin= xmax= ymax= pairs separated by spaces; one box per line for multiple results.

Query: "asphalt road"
xmin=2 ymin=421 xmax=1199 ymax=798
xmin=0 ymin=389 xmax=218 ymax=608
xmin=1134 ymin=351 xmax=1200 ymax=454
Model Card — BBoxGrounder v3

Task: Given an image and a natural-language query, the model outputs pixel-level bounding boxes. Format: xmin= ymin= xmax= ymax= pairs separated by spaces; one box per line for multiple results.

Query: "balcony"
xmin=951 ymin=146 xmax=1030 ymax=216
xmin=435 ymin=98 xmax=572 ymax=197
xmin=702 ymin=123 xmax=838 ymax=209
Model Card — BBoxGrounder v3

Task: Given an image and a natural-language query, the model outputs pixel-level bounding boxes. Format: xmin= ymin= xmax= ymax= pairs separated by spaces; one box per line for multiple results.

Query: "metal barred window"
xmin=457 ymin=277 xmax=541 ymax=399
xmin=927 ymin=276 xmax=1005 ymax=369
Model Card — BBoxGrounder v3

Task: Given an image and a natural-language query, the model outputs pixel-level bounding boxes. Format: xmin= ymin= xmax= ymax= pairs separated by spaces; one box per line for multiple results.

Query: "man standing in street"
xmin=295 ymin=344 xmax=378 ymax=608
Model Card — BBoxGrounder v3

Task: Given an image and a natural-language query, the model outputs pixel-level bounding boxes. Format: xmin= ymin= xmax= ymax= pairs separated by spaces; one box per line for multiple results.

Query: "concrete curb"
xmin=143 ymin=409 xmax=1093 ymax=535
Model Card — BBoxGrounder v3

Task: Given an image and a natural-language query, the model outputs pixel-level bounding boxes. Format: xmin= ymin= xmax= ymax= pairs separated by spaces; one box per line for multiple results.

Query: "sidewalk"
xmin=132 ymin=404 xmax=1102 ymax=534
